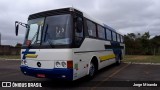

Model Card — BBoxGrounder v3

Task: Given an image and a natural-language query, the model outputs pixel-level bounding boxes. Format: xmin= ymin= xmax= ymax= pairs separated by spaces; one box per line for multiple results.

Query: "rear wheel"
xmin=116 ymin=55 xmax=121 ymax=65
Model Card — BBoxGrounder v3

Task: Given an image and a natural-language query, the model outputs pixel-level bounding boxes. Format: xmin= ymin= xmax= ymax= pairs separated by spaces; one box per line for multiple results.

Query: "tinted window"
xmin=98 ymin=25 xmax=105 ymax=39
xmin=117 ymin=34 xmax=120 ymax=42
xmin=119 ymin=35 xmax=121 ymax=42
xmin=42 ymin=14 xmax=72 ymax=45
xmin=121 ymin=36 xmax=124 ymax=43
xmin=112 ymin=32 xmax=117 ymax=41
xmin=106 ymin=29 xmax=112 ymax=40
xmin=75 ymin=17 xmax=84 ymax=46
xmin=86 ymin=20 xmax=96 ymax=37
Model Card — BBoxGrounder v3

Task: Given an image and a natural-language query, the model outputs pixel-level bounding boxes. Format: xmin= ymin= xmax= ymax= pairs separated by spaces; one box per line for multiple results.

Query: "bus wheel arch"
xmin=87 ymin=56 xmax=98 ymax=79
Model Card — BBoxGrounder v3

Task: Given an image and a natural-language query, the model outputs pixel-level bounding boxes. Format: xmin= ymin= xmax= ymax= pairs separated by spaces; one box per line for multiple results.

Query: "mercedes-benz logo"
xmin=37 ymin=62 xmax=41 ymax=67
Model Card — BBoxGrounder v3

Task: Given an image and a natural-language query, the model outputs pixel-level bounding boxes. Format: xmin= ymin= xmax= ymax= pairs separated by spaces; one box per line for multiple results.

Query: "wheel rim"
xmin=89 ymin=62 xmax=95 ymax=76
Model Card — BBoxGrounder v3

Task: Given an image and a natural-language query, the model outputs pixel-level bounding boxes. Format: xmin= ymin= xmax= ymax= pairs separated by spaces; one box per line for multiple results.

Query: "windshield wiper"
xmin=25 ymin=32 xmax=38 ymax=47
xmin=30 ymin=25 xmax=42 ymax=45
xmin=44 ymin=24 xmax=54 ymax=48
xmin=30 ymin=31 xmax=38 ymax=45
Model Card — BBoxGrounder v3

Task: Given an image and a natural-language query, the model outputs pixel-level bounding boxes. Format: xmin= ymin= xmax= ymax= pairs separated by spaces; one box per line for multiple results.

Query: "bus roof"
xmin=29 ymin=7 xmax=123 ymax=35
xmin=71 ymin=7 xmax=118 ymax=32
xmin=78 ymin=8 xmax=124 ymax=35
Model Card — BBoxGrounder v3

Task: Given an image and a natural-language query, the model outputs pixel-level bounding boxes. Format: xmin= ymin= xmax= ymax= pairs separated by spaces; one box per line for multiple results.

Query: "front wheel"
xmin=88 ymin=62 xmax=96 ymax=79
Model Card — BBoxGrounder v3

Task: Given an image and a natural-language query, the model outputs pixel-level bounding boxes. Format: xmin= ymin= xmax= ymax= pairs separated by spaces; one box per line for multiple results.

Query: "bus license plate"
xmin=37 ymin=74 xmax=45 ymax=78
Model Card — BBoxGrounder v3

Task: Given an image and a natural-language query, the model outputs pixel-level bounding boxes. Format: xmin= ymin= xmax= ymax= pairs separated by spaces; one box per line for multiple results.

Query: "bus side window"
xmin=75 ymin=17 xmax=84 ymax=46
xmin=121 ymin=36 xmax=124 ymax=43
xmin=106 ymin=29 xmax=112 ymax=40
xmin=117 ymin=34 xmax=120 ymax=42
xmin=112 ymin=32 xmax=117 ymax=41
xmin=86 ymin=20 xmax=96 ymax=37
xmin=98 ymin=25 xmax=105 ymax=39
xmin=119 ymin=34 xmax=121 ymax=42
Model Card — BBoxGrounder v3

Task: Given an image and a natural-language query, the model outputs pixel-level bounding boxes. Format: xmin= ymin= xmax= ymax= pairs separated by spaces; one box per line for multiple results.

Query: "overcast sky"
xmin=0 ymin=0 xmax=160 ymax=46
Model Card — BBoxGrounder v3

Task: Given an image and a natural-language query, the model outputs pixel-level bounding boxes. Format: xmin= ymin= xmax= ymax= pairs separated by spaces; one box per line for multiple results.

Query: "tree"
xmin=150 ymin=35 xmax=160 ymax=55
xmin=15 ymin=43 xmax=22 ymax=48
xmin=124 ymin=32 xmax=159 ymax=55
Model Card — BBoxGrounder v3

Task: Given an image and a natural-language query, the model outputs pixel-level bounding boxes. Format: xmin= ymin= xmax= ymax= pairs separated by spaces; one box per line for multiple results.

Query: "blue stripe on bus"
xmin=22 ymin=49 xmax=36 ymax=59
xmin=20 ymin=66 xmax=73 ymax=80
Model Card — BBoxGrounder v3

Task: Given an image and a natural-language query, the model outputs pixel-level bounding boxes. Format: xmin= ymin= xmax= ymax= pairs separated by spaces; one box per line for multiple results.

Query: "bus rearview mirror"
xmin=15 ymin=24 xmax=19 ymax=36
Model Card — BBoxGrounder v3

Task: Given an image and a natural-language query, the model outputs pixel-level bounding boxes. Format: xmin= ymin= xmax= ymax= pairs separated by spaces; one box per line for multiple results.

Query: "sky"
xmin=0 ymin=0 xmax=160 ymax=46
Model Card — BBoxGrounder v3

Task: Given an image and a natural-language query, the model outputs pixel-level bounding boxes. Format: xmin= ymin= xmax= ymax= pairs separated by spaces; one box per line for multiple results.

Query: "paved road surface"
xmin=0 ymin=60 xmax=160 ymax=90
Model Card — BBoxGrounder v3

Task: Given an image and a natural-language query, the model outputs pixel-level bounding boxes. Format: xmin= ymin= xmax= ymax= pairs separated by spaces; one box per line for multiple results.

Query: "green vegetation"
xmin=123 ymin=55 xmax=160 ymax=63
xmin=124 ymin=32 xmax=160 ymax=55
xmin=0 ymin=55 xmax=20 ymax=60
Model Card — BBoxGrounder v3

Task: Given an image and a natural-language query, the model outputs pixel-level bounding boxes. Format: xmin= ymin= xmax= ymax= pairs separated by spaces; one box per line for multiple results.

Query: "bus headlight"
xmin=55 ymin=61 xmax=67 ymax=68
xmin=61 ymin=61 xmax=67 ymax=68
xmin=21 ymin=60 xmax=27 ymax=65
xmin=55 ymin=62 xmax=61 ymax=68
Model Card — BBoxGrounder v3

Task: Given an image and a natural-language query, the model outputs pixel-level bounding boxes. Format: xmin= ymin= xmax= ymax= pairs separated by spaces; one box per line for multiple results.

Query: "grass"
xmin=0 ymin=55 xmax=20 ymax=59
xmin=123 ymin=55 xmax=160 ymax=63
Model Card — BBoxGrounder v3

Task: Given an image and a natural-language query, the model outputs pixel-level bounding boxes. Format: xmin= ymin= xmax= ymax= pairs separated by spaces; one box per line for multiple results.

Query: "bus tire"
xmin=88 ymin=61 xmax=96 ymax=79
xmin=116 ymin=55 xmax=121 ymax=65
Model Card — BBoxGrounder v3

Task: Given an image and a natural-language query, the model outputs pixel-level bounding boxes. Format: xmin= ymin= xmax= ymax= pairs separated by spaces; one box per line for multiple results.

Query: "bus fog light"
xmin=21 ymin=60 xmax=27 ymax=65
xmin=62 ymin=75 xmax=66 ymax=78
xmin=24 ymin=71 xmax=27 ymax=74
xmin=24 ymin=60 xmax=27 ymax=65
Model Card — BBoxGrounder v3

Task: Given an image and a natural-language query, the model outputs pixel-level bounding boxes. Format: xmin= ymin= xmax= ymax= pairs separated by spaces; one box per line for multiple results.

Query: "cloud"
xmin=0 ymin=0 xmax=160 ymax=46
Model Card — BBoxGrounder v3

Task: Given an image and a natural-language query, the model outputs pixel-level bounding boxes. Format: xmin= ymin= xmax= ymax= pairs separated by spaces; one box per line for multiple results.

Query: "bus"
xmin=15 ymin=7 xmax=125 ymax=81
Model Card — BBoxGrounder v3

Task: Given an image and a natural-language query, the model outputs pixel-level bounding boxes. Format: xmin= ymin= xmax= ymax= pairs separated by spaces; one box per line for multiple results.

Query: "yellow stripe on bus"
xmin=99 ymin=54 xmax=115 ymax=61
xmin=26 ymin=54 xmax=38 ymax=58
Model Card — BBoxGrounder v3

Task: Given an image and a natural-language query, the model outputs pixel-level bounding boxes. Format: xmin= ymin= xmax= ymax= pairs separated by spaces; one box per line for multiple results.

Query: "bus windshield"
xmin=24 ymin=14 xmax=72 ymax=47
xmin=42 ymin=14 xmax=72 ymax=46
xmin=25 ymin=18 xmax=44 ymax=45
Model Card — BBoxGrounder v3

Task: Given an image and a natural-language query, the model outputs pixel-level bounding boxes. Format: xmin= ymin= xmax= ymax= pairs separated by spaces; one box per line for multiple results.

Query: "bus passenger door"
xmin=74 ymin=15 xmax=87 ymax=78
xmin=74 ymin=16 xmax=84 ymax=47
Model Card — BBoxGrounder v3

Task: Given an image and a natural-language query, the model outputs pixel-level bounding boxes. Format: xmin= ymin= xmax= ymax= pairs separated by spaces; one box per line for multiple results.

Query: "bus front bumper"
xmin=20 ymin=66 xmax=73 ymax=81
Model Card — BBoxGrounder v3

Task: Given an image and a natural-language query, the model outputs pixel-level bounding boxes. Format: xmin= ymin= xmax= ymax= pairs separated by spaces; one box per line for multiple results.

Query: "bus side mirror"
xmin=15 ymin=21 xmax=28 ymax=36
xmin=15 ymin=21 xmax=19 ymax=36
xmin=16 ymin=25 xmax=19 ymax=36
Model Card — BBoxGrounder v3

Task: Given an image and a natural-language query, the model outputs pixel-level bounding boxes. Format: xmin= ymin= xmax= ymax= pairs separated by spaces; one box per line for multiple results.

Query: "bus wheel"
xmin=88 ymin=62 xmax=96 ymax=79
xmin=116 ymin=55 xmax=121 ymax=65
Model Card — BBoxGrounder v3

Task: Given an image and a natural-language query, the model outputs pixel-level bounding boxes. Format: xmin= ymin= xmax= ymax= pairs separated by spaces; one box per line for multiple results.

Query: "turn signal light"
xmin=67 ymin=61 xmax=73 ymax=69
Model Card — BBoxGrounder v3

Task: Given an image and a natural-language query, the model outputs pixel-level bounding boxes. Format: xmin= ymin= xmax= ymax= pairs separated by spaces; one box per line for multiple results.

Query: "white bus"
xmin=15 ymin=7 xmax=125 ymax=81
